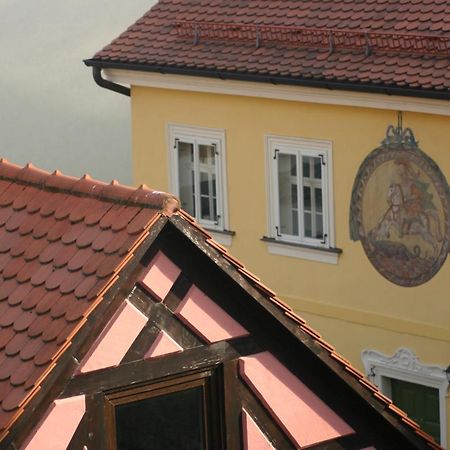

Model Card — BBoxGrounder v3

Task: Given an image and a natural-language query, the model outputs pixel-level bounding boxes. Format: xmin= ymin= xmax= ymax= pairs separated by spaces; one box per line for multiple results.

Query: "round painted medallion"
xmin=350 ymin=127 xmax=450 ymax=287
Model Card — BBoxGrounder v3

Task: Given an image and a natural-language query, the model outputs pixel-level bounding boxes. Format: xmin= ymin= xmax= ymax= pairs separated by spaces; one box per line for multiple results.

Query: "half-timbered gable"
xmin=0 ymin=161 xmax=440 ymax=449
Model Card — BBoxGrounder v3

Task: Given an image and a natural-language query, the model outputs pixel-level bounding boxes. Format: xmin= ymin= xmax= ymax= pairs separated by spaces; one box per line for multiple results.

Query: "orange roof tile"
xmin=0 ymin=160 xmax=176 ymax=438
xmin=87 ymin=0 xmax=450 ymax=98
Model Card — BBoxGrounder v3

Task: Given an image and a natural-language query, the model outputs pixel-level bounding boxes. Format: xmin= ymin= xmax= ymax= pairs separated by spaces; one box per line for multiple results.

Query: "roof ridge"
xmin=0 ymin=159 xmax=178 ymax=212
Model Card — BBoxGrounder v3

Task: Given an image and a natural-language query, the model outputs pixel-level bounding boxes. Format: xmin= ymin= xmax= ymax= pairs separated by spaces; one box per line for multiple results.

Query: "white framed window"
xmin=168 ymin=124 xmax=228 ymax=232
xmin=362 ymin=348 xmax=448 ymax=447
xmin=266 ymin=135 xmax=334 ymax=249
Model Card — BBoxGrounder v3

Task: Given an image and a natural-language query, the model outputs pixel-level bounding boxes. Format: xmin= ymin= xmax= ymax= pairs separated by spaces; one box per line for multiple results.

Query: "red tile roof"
xmin=87 ymin=0 xmax=450 ymax=98
xmin=0 ymin=160 xmax=175 ymax=440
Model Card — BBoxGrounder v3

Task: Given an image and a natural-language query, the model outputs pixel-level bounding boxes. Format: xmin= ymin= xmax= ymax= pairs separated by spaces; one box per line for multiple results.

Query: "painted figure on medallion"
xmin=350 ymin=114 xmax=450 ymax=286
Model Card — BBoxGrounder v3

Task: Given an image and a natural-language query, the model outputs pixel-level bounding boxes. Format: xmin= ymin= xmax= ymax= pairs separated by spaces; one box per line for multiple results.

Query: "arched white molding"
xmin=362 ymin=348 xmax=448 ymax=448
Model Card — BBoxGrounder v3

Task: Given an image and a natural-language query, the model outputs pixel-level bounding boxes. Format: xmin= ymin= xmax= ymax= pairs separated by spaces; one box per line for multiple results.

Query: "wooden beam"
xmin=164 ymin=273 xmax=192 ymax=312
xmin=222 ymin=360 xmax=243 ymax=450
xmin=63 ymin=337 xmax=263 ymax=398
xmin=238 ymin=375 xmax=296 ymax=450
xmin=306 ymin=433 xmax=374 ymax=450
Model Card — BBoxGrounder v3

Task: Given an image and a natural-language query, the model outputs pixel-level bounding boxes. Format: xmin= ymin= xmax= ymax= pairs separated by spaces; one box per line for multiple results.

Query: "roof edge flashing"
xmin=84 ymin=60 xmax=450 ymax=101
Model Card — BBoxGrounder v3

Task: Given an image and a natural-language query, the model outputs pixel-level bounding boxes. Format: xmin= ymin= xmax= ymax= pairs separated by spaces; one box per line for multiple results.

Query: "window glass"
xmin=178 ymin=142 xmax=195 ymax=217
xmin=269 ymin=139 xmax=331 ymax=248
xmin=115 ymin=386 xmax=205 ymax=450
xmin=278 ymin=154 xmax=299 ymax=236
xmin=198 ymin=145 xmax=217 ymax=222
xmin=176 ymin=138 xmax=220 ymax=227
xmin=391 ymin=379 xmax=440 ymax=444
xmin=302 ymin=156 xmax=324 ymax=240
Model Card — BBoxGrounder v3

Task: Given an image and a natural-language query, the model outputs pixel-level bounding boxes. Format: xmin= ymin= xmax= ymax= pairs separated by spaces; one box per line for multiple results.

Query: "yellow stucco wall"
xmin=131 ymin=84 xmax=450 ymax=442
xmin=132 ymin=86 xmax=450 ymax=441
xmin=131 ymin=86 xmax=450 ymax=344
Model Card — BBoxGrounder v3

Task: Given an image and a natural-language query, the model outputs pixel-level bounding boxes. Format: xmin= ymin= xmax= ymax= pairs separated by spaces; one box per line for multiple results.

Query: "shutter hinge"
xmin=212 ymin=143 xmax=219 ymax=155
xmin=319 ymin=154 xmax=326 ymax=165
xmin=173 ymin=138 xmax=179 ymax=149
xmin=215 ymin=214 xmax=221 ymax=225
xmin=320 ymin=233 xmax=328 ymax=244
xmin=273 ymin=149 xmax=280 ymax=160
xmin=275 ymin=226 xmax=282 ymax=237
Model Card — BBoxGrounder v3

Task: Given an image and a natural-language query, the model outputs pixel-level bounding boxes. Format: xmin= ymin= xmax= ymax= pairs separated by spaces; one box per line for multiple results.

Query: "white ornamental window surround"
xmin=168 ymin=124 xmax=229 ymax=235
xmin=361 ymin=348 xmax=449 ymax=448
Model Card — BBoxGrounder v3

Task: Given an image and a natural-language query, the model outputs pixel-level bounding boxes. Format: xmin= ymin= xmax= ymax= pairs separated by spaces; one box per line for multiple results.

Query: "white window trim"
xmin=265 ymin=135 xmax=337 ymax=262
xmin=362 ymin=348 xmax=448 ymax=448
xmin=167 ymin=124 xmax=229 ymax=232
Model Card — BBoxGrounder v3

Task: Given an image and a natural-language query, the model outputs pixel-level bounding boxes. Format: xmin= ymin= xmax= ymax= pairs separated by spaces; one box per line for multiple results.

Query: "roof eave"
xmin=84 ymin=58 xmax=450 ymax=102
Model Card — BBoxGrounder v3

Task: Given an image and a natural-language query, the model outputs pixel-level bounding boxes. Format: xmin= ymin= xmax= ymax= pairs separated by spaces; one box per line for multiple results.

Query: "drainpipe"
xmin=91 ymin=66 xmax=130 ymax=97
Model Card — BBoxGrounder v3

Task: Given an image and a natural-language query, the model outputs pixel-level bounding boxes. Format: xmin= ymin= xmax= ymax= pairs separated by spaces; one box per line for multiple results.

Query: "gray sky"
xmin=0 ymin=0 xmax=156 ymax=185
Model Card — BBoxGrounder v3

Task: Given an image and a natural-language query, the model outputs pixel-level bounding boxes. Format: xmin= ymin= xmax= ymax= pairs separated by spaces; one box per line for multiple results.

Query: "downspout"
xmin=91 ymin=66 xmax=130 ymax=97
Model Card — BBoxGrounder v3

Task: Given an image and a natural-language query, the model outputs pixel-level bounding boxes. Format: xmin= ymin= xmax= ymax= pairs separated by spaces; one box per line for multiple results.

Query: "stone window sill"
xmin=261 ymin=237 xmax=342 ymax=265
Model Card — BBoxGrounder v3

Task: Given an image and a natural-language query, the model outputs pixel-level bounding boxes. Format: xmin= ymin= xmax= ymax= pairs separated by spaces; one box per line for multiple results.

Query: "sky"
xmin=0 ymin=0 xmax=156 ymax=185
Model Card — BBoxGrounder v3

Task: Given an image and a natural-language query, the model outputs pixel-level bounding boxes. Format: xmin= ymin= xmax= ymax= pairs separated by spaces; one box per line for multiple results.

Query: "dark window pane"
xmin=315 ymin=214 xmax=323 ymax=239
xmin=302 ymin=157 xmax=309 ymax=178
xmin=200 ymin=172 xmax=209 ymax=196
xmin=314 ymin=157 xmax=322 ymax=179
xmin=116 ymin=387 xmax=205 ymax=450
xmin=303 ymin=186 xmax=311 ymax=210
xmin=291 ymin=184 xmax=297 ymax=205
xmin=292 ymin=212 xmax=299 ymax=236
xmin=304 ymin=212 xmax=312 ymax=238
xmin=201 ymin=196 xmax=211 ymax=220
xmin=314 ymin=188 xmax=322 ymax=213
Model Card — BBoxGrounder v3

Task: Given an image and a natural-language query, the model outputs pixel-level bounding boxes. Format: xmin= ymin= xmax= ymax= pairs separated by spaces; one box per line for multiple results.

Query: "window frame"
xmin=265 ymin=135 xmax=335 ymax=249
xmin=168 ymin=124 xmax=228 ymax=232
xmin=104 ymin=369 xmax=224 ymax=450
xmin=362 ymin=348 xmax=448 ymax=447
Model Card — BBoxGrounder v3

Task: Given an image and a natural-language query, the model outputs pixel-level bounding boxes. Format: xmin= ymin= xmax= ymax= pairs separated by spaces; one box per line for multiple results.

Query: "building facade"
xmin=87 ymin=1 xmax=450 ymax=445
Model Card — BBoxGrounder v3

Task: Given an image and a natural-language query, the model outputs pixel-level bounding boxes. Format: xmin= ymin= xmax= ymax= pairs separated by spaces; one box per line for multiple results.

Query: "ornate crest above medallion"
xmin=350 ymin=113 xmax=450 ymax=287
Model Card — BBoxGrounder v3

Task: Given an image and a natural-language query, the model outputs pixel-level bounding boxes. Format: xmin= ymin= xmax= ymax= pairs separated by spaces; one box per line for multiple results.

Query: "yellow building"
xmin=87 ymin=1 xmax=450 ymax=446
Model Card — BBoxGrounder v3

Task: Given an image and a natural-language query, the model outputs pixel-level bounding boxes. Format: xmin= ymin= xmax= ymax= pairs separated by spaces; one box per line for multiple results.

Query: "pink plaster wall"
xmin=144 ymin=330 xmax=183 ymax=359
xmin=175 ymin=285 xmax=249 ymax=343
xmin=78 ymin=300 xmax=148 ymax=373
xmin=242 ymin=409 xmax=275 ymax=450
xmin=239 ymin=352 xmax=354 ymax=448
xmin=21 ymin=395 xmax=85 ymax=450
xmin=140 ymin=251 xmax=181 ymax=301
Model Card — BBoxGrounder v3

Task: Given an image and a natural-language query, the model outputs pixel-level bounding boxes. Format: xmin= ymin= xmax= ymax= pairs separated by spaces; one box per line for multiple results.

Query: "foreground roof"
xmin=0 ymin=160 xmax=175 ymax=441
xmin=0 ymin=160 xmax=441 ymax=449
xmin=87 ymin=0 xmax=450 ymax=99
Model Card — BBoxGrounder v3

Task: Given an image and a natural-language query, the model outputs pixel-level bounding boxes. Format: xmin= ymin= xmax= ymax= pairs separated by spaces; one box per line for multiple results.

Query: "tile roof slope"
xmin=175 ymin=209 xmax=443 ymax=449
xmin=0 ymin=159 xmax=174 ymax=441
xmin=88 ymin=0 xmax=450 ymax=97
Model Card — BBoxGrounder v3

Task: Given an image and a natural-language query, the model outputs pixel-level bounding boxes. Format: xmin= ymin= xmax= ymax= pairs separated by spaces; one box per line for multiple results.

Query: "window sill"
xmin=206 ymin=228 xmax=235 ymax=247
xmin=261 ymin=237 xmax=342 ymax=265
